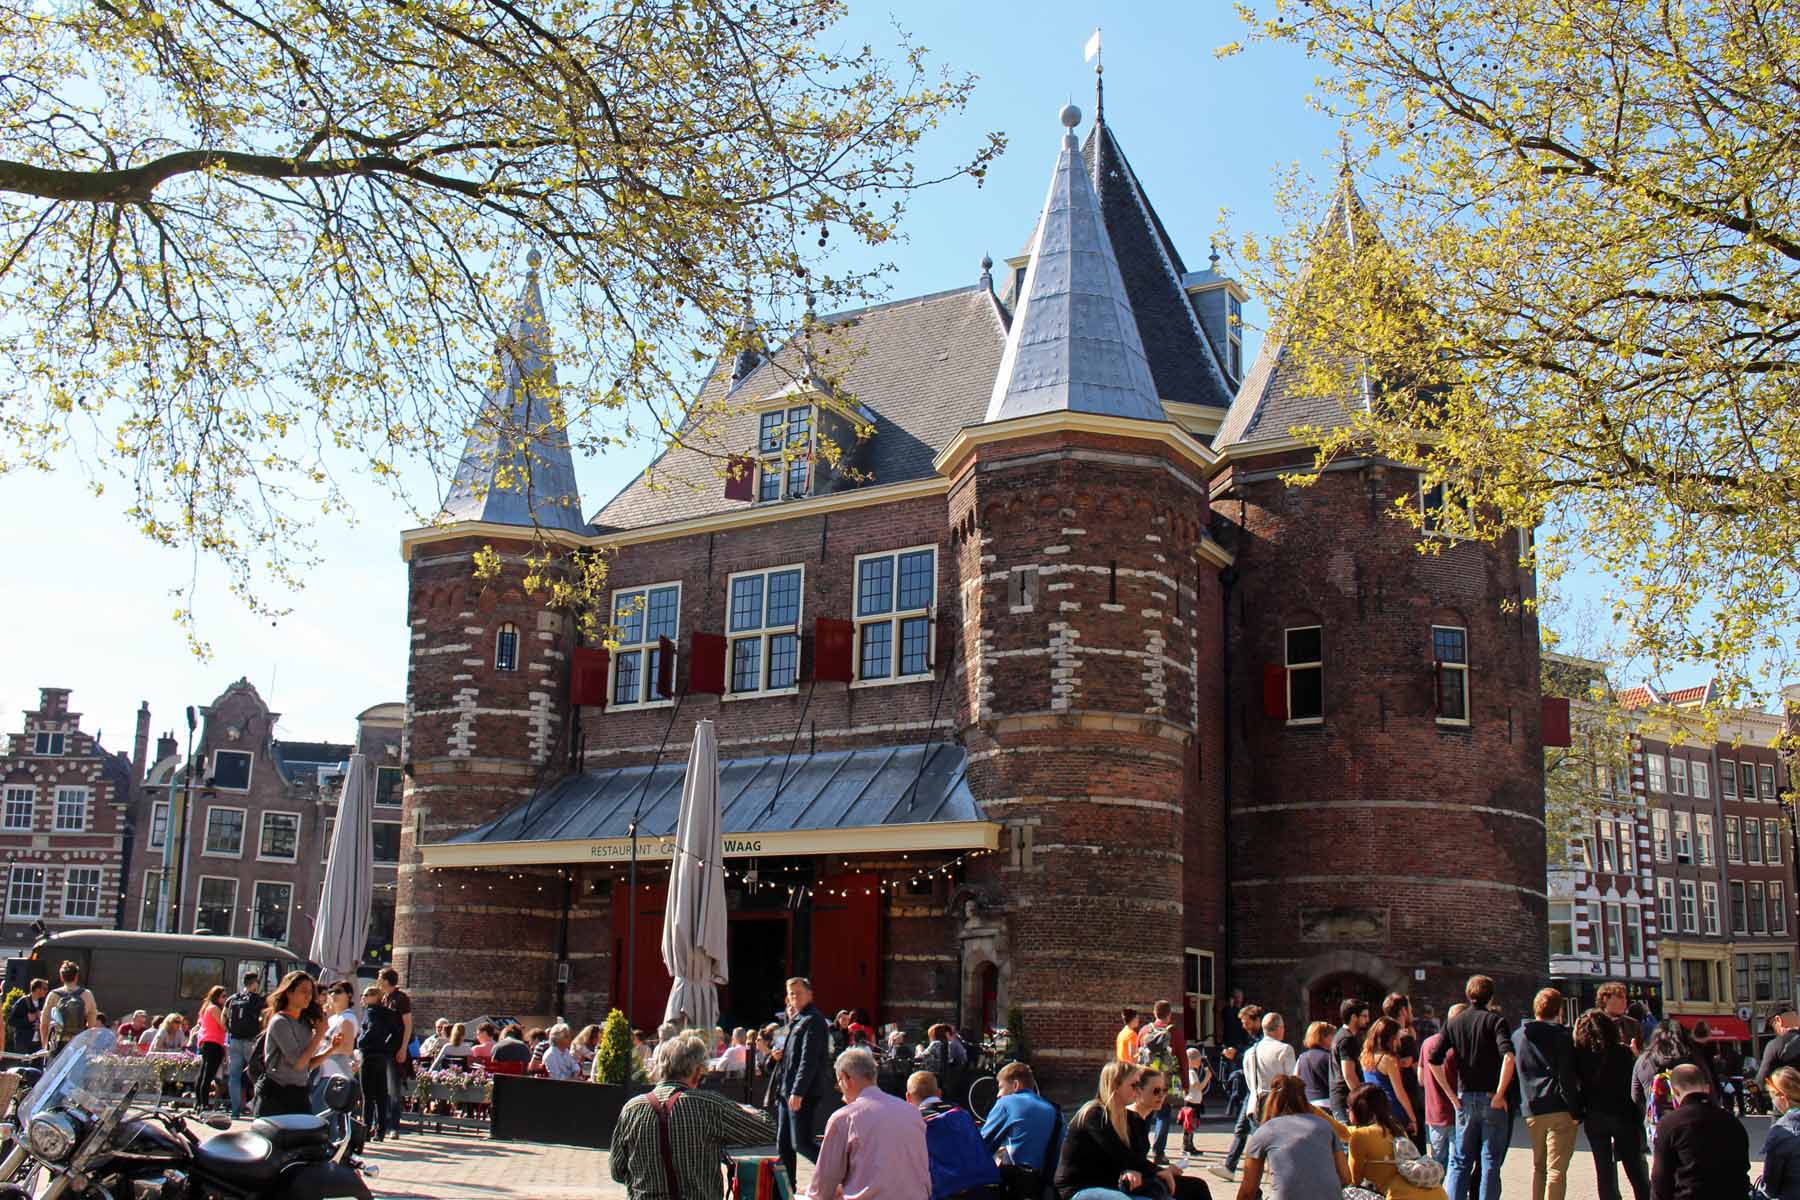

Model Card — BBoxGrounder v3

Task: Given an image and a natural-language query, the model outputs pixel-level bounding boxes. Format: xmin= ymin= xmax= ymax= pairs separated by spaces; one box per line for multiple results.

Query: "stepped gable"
xmin=592 ymin=284 xmax=1006 ymax=531
xmin=440 ymin=251 xmax=588 ymax=533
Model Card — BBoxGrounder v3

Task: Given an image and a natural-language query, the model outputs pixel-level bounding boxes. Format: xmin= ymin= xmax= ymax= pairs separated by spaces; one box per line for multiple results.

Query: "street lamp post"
xmin=167 ymin=706 xmax=197 ymax=934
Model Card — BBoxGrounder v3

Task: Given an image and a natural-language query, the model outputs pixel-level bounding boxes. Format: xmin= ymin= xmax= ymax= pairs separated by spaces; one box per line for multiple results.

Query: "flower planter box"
xmin=489 ymin=1075 xmax=648 ymax=1149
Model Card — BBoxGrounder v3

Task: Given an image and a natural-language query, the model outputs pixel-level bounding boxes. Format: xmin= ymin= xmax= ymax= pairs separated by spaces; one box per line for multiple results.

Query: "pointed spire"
xmin=984 ymin=106 xmax=1163 ymax=425
xmin=439 ymin=250 xmax=587 ymax=533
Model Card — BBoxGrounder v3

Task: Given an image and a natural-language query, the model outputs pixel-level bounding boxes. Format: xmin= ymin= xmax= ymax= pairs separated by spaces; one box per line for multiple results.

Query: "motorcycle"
xmin=7 ymin=1028 xmax=373 ymax=1199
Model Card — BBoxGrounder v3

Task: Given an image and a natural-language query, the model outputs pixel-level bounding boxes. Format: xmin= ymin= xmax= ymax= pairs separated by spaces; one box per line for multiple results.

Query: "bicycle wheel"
xmin=966 ymin=1073 xmax=998 ymax=1121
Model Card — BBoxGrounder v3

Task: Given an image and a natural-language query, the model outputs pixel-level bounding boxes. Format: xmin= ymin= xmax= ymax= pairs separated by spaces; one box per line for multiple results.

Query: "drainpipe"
xmin=1219 ymin=565 xmax=1239 ymax=1002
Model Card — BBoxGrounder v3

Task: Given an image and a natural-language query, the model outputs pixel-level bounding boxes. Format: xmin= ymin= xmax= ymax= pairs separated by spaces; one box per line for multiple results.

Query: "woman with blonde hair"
xmin=148 ymin=1012 xmax=188 ymax=1053
xmin=430 ymin=1021 xmax=470 ymax=1069
xmin=1761 ymin=1066 xmax=1800 ymax=1199
xmin=1053 ymin=1060 xmax=1157 ymax=1199
xmin=1298 ymin=1020 xmax=1337 ymax=1110
xmin=1362 ymin=1016 xmax=1421 ymax=1138
xmin=572 ymin=1024 xmax=601 ymax=1073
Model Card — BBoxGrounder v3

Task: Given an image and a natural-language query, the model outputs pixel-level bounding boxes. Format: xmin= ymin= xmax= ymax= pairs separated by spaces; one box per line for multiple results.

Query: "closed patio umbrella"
xmin=662 ymin=720 xmax=728 ymax=1036
xmin=310 ymin=752 xmax=374 ymax=984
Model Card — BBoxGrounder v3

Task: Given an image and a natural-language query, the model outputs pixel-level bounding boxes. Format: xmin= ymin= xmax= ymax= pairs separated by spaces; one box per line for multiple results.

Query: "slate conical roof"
xmin=985 ymin=107 xmax=1164 ymax=424
xmin=440 ymin=252 xmax=588 ymax=533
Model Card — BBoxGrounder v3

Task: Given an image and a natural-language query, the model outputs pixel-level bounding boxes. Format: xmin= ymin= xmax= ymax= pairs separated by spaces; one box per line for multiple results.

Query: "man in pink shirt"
xmin=1420 ymin=1000 xmax=1466 ymax=1168
xmin=805 ymin=1047 xmax=931 ymax=1200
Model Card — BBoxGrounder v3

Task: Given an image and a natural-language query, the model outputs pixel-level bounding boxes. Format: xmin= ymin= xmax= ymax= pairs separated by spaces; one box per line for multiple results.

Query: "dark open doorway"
xmin=1309 ymin=972 xmax=1388 ymax=1024
xmin=721 ymin=913 xmax=791 ymax=1031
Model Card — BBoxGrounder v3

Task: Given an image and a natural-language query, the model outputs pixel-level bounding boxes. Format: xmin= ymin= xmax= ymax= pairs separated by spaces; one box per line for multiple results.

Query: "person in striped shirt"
xmin=611 ymin=1034 xmax=778 ymax=1200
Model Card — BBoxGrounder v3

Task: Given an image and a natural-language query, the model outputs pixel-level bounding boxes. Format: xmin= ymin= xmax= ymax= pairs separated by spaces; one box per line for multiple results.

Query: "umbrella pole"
xmin=624 ymin=691 xmax=687 ymax=1028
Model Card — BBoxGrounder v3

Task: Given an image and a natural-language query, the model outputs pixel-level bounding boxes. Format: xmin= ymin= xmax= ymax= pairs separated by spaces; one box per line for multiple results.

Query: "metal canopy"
xmin=452 ymin=742 xmax=980 ymax=848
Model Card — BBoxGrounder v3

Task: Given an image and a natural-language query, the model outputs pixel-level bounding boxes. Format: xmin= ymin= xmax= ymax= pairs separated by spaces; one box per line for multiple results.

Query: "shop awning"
xmin=1673 ymin=1014 xmax=1753 ymax=1042
xmin=420 ymin=742 xmax=997 ymax=868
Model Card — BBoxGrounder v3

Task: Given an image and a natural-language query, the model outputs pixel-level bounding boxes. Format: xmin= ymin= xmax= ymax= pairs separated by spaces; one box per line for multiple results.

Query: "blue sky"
xmin=0 ymin=2 xmax=1747 ymax=751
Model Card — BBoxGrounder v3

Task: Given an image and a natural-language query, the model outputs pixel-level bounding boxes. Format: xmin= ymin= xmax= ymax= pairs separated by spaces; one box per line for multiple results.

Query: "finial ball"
xmin=526 ymin=248 xmax=543 ymax=270
xmin=980 ymin=254 xmax=993 ymax=270
xmin=1059 ymin=103 xmax=1082 ymax=130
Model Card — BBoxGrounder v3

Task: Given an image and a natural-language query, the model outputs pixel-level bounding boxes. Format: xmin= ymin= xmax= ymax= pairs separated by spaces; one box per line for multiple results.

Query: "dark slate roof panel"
xmin=452 ymin=743 xmax=980 ymax=845
xmin=593 ymin=288 xmax=1007 ymax=531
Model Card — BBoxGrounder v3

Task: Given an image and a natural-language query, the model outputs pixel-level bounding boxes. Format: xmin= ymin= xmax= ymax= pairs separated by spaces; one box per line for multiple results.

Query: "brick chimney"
xmin=132 ymin=702 xmax=151 ymax=781
xmin=156 ymin=730 xmax=178 ymax=765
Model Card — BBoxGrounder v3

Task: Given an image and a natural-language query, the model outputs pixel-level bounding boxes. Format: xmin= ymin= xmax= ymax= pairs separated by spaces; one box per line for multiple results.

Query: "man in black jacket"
xmin=1650 ymin=1063 xmax=1748 ymax=1199
xmin=1513 ymin=988 xmax=1584 ymax=1200
xmin=777 ymin=976 xmax=831 ymax=1183
xmin=1756 ymin=1010 xmax=1800 ymax=1085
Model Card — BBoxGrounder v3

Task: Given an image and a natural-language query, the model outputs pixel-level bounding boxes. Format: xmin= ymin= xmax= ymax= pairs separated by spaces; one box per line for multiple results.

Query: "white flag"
xmin=1084 ymin=28 xmax=1102 ymax=63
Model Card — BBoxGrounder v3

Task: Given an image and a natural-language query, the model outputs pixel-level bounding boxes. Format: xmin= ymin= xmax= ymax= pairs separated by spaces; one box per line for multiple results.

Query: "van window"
xmin=178 ymin=957 xmax=226 ymax=1001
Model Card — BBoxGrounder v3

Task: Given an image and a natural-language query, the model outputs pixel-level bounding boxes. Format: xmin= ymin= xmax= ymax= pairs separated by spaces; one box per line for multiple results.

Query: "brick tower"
xmin=1210 ymin=176 xmax=1546 ymax=1022
xmin=940 ymin=105 xmax=1227 ymax=1096
xmin=394 ymin=252 xmax=605 ymax=1021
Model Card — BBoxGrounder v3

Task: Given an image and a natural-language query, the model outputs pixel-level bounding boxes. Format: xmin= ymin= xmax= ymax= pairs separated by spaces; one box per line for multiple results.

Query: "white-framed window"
xmin=1696 ymin=814 xmax=1714 ymax=866
xmin=727 ymin=565 xmax=803 ymax=695
xmin=257 ymin=811 xmax=300 ymax=862
xmin=1702 ymin=882 xmax=1720 ymax=935
xmin=1604 ymin=901 xmax=1623 ymax=961
xmin=202 ymin=805 xmax=246 ymax=857
xmin=372 ymin=820 xmax=401 ymax=865
xmin=374 ymin=766 xmax=404 ymax=808
xmin=321 ymin=816 xmax=335 ymax=863
xmin=138 ymin=869 xmax=164 ymax=931
xmin=251 ymin=881 xmax=293 ymax=943
xmin=148 ymin=801 xmax=169 ymax=849
xmin=1651 ymin=809 xmax=1670 ymax=861
xmin=1657 ymin=878 xmax=1676 ymax=932
xmin=210 ymin=749 xmax=253 ymax=791
xmin=1226 ymin=294 xmax=1244 ymax=379
xmin=1669 ymin=757 xmax=1689 ymax=795
xmin=1742 ymin=761 xmax=1759 ymax=801
xmin=1774 ymin=883 xmax=1789 ymax=935
xmin=1616 ymin=818 xmax=1635 ymax=874
xmin=1692 ymin=760 xmax=1711 ymax=799
xmin=1679 ymin=880 xmax=1698 ymax=933
xmin=2 ymin=787 xmax=33 ymax=832
xmin=1548 ymin=902 xmax=1574 ymax=956
xmin=1768 ymin=820 xmax=1784 ymax=866
xmin=494 ymin=622 xmax=520 ymax=672
xmin=854 ymin=548 xmax=937 ymax=684
xmin=1762 ymin=764 xmax=1778 ymax=801
xmin=1721 ymin=759 xmax=1738 ymax=798
xmin=1625 ymin=905 xmax=1643 ymax=959
xmin=608 ymin=583 xmax=681 ymax=707
xmin=1420 ymin=478 xmax=1467 ymax=536
xmin=1647 ymin=753 xmax=1666 ymax=793
xmin=1732 ymin=881 xmax=1748 ymax=934
xmin=1726 ymin=816 xmax=1741 ymax=862
xmin=1596 ymin=821 xmax=1617 ymax=873
xmin=1184 ymin=947 xmax=1215 ymax=1043
xmin=756 ymin=404 xmax=814 ymax=502
xmin=1747 ymin=817 xmax=1763 ymax=864
xmin=1568 ymin=834 xmax=1590 ymax=870
xmin=32 ymin=731 xmax=65 ymax=756
xmin=62 ymin=867 xmax=101 ymax=921
xmin=6 ymin=865 xmax=45 ymax=918
xmin=1282 ymin=626 xmax=1324 ymax=723
xmin=53 ymin=788 xmax=88 ymax=833
xmin=1673 ymin=811 xmax=1692 ymax=862
xmin=195 ymin=876 xmax=237 ymax=936
xmin=1750 ymin=881 xmax=1768 ymax=934
xmin=1431 ymin=625 xmax=1469 ymax=724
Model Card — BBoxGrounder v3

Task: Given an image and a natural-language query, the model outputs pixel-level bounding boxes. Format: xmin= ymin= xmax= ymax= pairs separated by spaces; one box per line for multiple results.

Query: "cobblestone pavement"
xmin=361 ymin=1116 xmax=1776 ymax=1199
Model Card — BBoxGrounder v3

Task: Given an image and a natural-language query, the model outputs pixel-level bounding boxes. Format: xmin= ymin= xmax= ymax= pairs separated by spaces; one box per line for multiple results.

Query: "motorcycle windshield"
xmin=18 ymin=1028 xmax=128 ymax=1123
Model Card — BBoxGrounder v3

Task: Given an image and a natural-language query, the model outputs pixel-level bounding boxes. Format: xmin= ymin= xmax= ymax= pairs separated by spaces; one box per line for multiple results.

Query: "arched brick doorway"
xmin=1294 ymin=950 xmax=1410 ymax=1027
xmin=1309 ymin=971 xmax=1386 ymax=1024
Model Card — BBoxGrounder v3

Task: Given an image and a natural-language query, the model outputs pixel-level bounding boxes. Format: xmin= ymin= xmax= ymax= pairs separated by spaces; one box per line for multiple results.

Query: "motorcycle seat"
xmin=251 ymin=1113 xmax=333 ymax=1152
xmin=193 ymin=1130 xmax=280 ymax=1187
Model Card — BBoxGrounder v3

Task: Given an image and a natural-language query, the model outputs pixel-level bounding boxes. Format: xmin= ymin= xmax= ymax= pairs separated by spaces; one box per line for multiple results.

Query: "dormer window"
xmin=758 ymin=406 xmax=813 ymax=502
xmin=1227 ymin=294 xmax=1243 ymax=379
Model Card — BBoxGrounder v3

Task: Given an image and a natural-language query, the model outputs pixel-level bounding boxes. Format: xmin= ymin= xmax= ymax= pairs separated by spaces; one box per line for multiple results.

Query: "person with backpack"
xmin=37 ymin=960 xmax=95 ymax=1058
xmin=356 ymin=984 xmax=402 ymax=1141
xmin=908 ymin=1070 xmax=1002 ymax=1200
xmin=1633 ymin=1019 xmax=1701 ymax=1162
xmin=221 ymin=971 xmax=267 ymax=1119
xmin=1135 ymin=999 xmax=1182 ymax=1163
xmin=1574 ymin=1007 xmax=1650 ymax=1200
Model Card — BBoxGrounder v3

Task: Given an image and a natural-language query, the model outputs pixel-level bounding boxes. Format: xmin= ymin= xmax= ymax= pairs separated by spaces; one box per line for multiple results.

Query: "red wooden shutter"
xmin=809 ymin=872 xmax=881 ymax=1022
xmin=655 ymin=635 xmax=677 ymax=699
xmin=1262 ymin=664 xmax=1287 ymax=720
xmin=570 ymin=647 xmax=610 ymax=708
xmin=812 ymin=618 xmax=855 ymax=683
xmin=688 ymin=632 xmax=727 ymax=695
xmin=1541 ymin=695 xmax=1572 ymax=747
xmin=723 ymin=455 xmax=756 ymax=502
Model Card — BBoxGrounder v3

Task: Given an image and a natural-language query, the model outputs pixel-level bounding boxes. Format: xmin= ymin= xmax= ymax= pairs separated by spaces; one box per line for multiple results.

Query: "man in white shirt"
xmin=542 ymin=1024 xmax=583 ymax=1081
xmin=1212 ymin=1011 xmax=1297 ymax=1183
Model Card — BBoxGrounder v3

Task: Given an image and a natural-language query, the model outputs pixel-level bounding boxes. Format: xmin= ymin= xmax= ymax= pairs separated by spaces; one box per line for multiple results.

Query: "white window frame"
xmin=1702 ymin=881 xmax=1720 ymax=935
xmin=1726 ymin=816 xmax=1741 ymax=863
xmin=1282 ymin=625 xmax=1324 ymax=725
xmin=1721 ymin=759 xmax=1738 ymax=798
xmin=724 ymin=564 xmax=805 ymax=698
xmin=210 ymin=749 xmax=254 ymax=792
xmin=372 ymin=819 xmax=402 ymax=866
xmin=1691 ymin=760 xmax=1711 ymax=799
xmin=2 ymin=787 xmax=33 ymax=833
xmin=138 ymin=869 xmax=164 ymax=931
xmin=1616 ymin=817 xmax=1635 ymax=875
xmin=201 ymin=805 xmax=247 ymax=858
xmin=494 ymin=621 xmax=520 ymax=672
xmin=1646 ymin=753 xmax=1666 ymax=793
xmin=1750 ymin=881 xmax=1768 ymax=934
xmin=1548 ymin=901 xmax=1574 ymax=956
xmin=6 ymin=864 xmax=46 ymax=919
xmin=374 ymin=765 xmax=405 ymax=808
xmin=1696 ymin=813 xmax=1714 ymax=866
xmin=1419 ymin=477 xmax=1466 ymax=537
xmin=1762 ymin=763 xmax=1778 ymax=802
xmin=148 ymin=800 xmax=169 ymax=849
xmin=1774 ymin=883 xmax=1789 ymax=935
xmin=321 ymin=815 xmax=335 ymax=864
xmin=62 ymin=866 xmax=101 ymax=922
xmin=1746 ymin=817 xmax=1763 ymax=864
xmin=1596 ymin=821 xmax=1617 ymax=873
xmin=852 ymin=547 xmax=937 ymax=688
xmin=1604 ymin=901 xmax=1623 ymax=961
xmin=1768 ymin=820 xmax=1784 ymax=866
xmin=250 ymin=880 xmax=294 ymax=944
xmin=1669 ymin=757 xmax=1689 ymax=795
xmin=755 ymin=403 xmax=815 ymax=504
xmin=194 ymin=875 xmax=238 ymax=937
xmin=256 ymin=810 xmax=301 ymax=863
xmin=1673 ymin=810 xmax=1693 ymax=862
xmin=1431 ymin=624 xmax=1470 ymax=726
xmin=1657 ymin=878 xmax=1676 ymax=933
xmin=1184 ymin=947 xmax=1215 ymax=1044
xmin=32 ymin=731 xmax=65 ymax=756
xmin=1679 ymin=880 xmax=1698 ymax=933
xmin=607 ymin=582 xmax=682 ymax=709
xmin=52 ymin=787 xmax=88 ymax=833
xmin=1625 ymin=904 xmax=1643 ymax=959
xmin=1732 ymin=880 xmax=1749 ymax=934
xmin=1651 ymin=809 xmax=1670 ymax=862
xmin=1742 ymin=761 xmax=1759 ymax=802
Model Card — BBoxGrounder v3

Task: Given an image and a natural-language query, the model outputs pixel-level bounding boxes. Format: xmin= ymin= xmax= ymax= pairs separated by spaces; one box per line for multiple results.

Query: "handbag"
xmin=1342 ymin=1187 xmax=1383 ymax=1200
xmin=1389 ymin=1134 xmax=1446 ymax=1188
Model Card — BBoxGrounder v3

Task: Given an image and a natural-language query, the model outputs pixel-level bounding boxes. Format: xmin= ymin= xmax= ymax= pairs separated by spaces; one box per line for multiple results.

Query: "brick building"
xmin=0 ymin=688 xmax=147 ymax=957
xmin=393 ymin=101 xmax=1547 ymax=1087
xmin=124 ymin=683 xmax=403 ymax=963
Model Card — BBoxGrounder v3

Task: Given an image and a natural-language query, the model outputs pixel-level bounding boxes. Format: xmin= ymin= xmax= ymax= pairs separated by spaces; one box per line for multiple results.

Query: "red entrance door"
xmin=612 ymin=880 xmax=670 ymax=1029
xmin=809 ymin=872 xmax=881 ymax=1022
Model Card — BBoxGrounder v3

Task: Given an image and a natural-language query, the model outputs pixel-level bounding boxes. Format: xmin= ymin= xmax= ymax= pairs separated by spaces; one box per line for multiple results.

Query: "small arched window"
xmin=495 ymin=623 xmax=520 ymax=672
